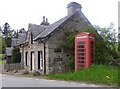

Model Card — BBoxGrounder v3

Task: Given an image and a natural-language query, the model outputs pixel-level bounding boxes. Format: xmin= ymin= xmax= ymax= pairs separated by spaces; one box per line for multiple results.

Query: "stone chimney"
xmin=40 ymin=16 xmax=50 ymax=26
xmin=43 ymin=16 xmax=45 ymax=22
xmin=67 ymin=2 xmax=82 ymax=15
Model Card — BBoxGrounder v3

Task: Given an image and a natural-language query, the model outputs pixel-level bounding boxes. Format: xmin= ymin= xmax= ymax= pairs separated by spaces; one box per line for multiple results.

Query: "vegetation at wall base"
xmin=0 ymin=60 xmax=6 ymax=64
xmin=48 ymin=64 xmax=118 ymax=85
xmin=118 ymin=66 xmax=120 ymax=87
xmin=11 ymin=47 xmax=21 ymax=63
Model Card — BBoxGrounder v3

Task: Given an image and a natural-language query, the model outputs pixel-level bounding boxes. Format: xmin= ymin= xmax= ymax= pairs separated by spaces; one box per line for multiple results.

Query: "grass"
xmin=0 ymin=60 xmax=6 ymax=64
xmin=0 ymin=54 xmax=6 ymax=60
xmin=0 ymin=54 xmax=6 ymax=64
xmin=48 ymin=64 xmax=118 ymax=86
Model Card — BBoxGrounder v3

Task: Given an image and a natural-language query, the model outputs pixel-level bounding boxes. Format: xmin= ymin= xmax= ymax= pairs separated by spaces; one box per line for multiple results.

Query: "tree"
xmin=5 ymin=37 xmax=12 ymax=47
xmin=95 ymin=23 xmax=119 ymax=59
xmin=118 ymin=42 xmax=120 ymax=52
xmin=0 ymin=37 xmax=7 ymax=54
xmin=95 ymin=22 xmax=117 ymax=43
xmin=7 ymin=29 xmax=15 ymax=38
xmin=2 ymin=23 xmax=18 ymax=47
xmin=19 ymin=28 xmax=26 ymax=33
xmin=0 ymin=26 xmax=2 ymax=36
xmin=2 ymin=22 xmax=11 ymax=38
xmin=118 ymin=33 xmax=120 ymax=42
xmin=0 ymin=26 xmax=1 ymax=31
xmin=12 ymin=30 xmax=18 ymax=38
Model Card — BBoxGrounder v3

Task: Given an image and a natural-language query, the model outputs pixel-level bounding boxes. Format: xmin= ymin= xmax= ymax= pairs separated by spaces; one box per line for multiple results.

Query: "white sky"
xmin=0 ymin=0 xmax=119 ymax=31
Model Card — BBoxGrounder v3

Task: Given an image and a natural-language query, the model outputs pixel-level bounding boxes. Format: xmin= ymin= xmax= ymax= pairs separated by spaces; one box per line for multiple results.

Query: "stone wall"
xmin=45 ymin=13 xmax=89 ymax=74
xmin=0 ymin=64 xmax=5 ymax=73
xmin=23 ymin=42 xmax=45 ymax=74
xmin=21 ymin=11 xmax=90 ymax=75
xmin=4 ymin=63 xmax=23 ymax=71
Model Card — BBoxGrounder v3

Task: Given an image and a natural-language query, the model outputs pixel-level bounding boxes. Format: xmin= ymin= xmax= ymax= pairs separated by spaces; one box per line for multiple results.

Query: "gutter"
xmin=40 ymin=39 xmax=46 ymax=74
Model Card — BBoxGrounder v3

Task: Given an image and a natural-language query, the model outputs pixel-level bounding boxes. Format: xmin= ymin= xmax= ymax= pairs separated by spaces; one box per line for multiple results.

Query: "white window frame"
xmin=40 ymin=51 xmax=43 ymax=70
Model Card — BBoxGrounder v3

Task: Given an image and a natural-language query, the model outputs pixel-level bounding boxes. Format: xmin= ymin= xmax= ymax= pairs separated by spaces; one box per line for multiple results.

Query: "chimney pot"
xmin=43 ymin=16 xmax=45 ymax=22
xmin=40 ymin=16 xmax=50 ymax=26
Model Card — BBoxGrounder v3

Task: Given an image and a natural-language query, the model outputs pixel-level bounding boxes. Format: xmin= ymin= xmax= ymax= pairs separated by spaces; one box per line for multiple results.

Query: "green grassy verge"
xmin=0 ymin=60 xmax=6 ymax=64
xmin=48 ymin=64 xmax=118 ymax=85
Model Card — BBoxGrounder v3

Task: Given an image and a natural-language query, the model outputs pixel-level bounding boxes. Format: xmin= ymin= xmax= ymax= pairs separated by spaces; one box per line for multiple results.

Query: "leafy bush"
xmin=68 ymin=56 xmax=74 ymax=71
xmin=11 ymin=47 xmax=21 ymax=63
xmin=118 ymin=42 xmax=120 ymax=52
xmin=63 ymin=32 xmax=76 ymax=71
xmin=0 ymin=54 xmax=6 ymax=60
xmin=0 ymin=37 xmax=7 ymax=54
xmin=5 ymin=37 xmax=12 ymax=47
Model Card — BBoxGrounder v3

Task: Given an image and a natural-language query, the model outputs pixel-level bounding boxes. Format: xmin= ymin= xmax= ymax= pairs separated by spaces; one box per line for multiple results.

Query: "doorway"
xmin=31 ymin=51 xmax=34 ymax=70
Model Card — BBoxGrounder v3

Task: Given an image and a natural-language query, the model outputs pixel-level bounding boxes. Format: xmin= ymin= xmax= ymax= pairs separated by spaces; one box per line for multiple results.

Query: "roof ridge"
xmin=34 ymin=9 xmax=91 ymax=41
xmin=34 ymin=15 xmax=72 ymax=40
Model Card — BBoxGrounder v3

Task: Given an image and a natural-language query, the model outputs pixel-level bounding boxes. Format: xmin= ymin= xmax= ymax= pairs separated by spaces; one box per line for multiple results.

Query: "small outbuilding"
xmin=5 ymin=47 xmax=13 ymax=64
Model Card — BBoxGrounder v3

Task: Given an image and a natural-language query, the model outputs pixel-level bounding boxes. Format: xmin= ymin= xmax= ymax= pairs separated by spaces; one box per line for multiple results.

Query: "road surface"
xmin=0 ymin=75 xmax=105 ymax=87
xmin=1 ymin=74 xmax=105 ymax=87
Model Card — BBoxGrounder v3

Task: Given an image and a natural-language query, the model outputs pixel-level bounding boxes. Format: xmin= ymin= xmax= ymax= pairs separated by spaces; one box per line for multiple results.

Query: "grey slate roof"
xmin=18 ymin=33 xmax=26 ymax=45
xmin=34 ymin=15 xmax=72 ymax=40
xmin=34 ymin=10 xmax=91 ymax=40
xmin=11 ymin=38 xmax=17 ymax=47
xmin=28 ymin=23 xmax=46 ymax=39
xmin=11 ymin=33 xmax=27 ymax=46
xmin=6 ymin=47 xmax=13 ymax=56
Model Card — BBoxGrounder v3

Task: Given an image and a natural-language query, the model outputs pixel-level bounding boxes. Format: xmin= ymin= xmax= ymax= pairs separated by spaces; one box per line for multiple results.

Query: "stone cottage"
xmin=19 ymin=2 xmax=92 ymax=75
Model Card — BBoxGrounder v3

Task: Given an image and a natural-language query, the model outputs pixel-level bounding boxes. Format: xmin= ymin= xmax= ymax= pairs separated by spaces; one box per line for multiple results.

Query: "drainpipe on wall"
xmin=40 ymin=40 xmax=46 ymax=74
xmin=20 ymin=45 xmax=24 ymax=69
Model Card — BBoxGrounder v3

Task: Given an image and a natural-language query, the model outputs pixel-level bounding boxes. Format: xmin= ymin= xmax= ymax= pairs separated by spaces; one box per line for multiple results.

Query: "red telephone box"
xmin=75 ymin=32 xmax=96 ymax=71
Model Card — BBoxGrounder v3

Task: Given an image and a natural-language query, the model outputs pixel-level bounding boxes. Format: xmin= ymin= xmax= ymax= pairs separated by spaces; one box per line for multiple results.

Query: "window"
xmin=25 ymin=52 xmax=28 ymax=66
xmin=77 ymin=41 xmax=86 ymax=68
xmin=38 ymin=51 xmax=43 ymax=70
xmin=54 ymin=48 xmax=61 ymax=52
xmin=78 ymin=42 xmax=85 ymax=45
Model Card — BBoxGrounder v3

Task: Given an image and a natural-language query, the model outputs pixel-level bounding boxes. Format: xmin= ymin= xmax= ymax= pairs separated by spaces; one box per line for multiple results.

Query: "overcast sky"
xmin=0 ymin=0 xmax=119 ymax=31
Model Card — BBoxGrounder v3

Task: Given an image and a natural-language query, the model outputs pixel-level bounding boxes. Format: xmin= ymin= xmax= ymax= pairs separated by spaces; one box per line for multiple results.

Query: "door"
xmin=31 ymin=52 xmax=34 ymax=70
xmin=25 ymin=52 xmax=28 ymax=66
